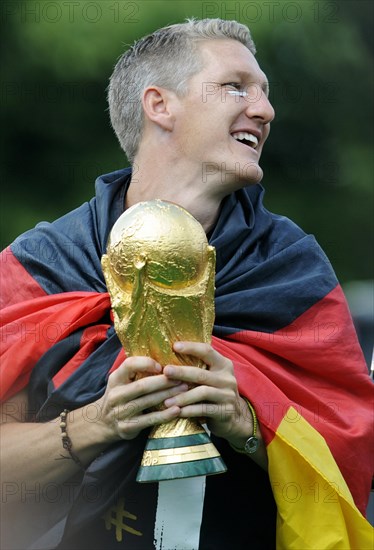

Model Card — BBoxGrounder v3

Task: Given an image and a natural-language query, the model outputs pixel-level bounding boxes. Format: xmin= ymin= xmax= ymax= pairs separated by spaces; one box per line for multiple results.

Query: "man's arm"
xmin=0 ymin=360 xmax=186 ymax=501
xmin=1 ymin=388 xmax=109 ymax=488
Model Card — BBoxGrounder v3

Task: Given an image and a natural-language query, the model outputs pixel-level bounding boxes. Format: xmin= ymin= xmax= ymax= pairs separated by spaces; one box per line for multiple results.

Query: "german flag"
xmin=1 ymin=168 xmax=373 ymax=548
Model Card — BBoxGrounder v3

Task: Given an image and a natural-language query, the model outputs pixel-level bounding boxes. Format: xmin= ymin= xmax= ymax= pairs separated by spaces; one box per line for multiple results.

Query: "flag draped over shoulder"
xmin=1 ymin=168 xmax=373 ymax=549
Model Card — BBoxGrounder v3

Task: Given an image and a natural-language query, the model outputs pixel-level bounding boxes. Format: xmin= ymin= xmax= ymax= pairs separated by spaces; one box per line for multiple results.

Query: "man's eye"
xmin=222 ymin=83 xmax=247 ymax=98
xmin=222 ymin=82 xmax=241 ymax=90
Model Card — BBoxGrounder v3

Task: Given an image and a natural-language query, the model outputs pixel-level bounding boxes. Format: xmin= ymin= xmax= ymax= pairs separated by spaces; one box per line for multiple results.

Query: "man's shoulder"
xmin=12 ymin=167 xmax=131 ymax=251
xmin=8 ymin=167 xmax=131 ymax=294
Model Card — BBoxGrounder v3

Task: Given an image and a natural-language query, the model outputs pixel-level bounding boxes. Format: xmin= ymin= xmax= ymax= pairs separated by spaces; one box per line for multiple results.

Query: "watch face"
xmin=244 ymin=436 xmax=259 ymax=454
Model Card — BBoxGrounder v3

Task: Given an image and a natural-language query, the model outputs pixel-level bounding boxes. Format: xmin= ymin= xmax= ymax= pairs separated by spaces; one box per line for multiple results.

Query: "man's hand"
xmin=162 ymin=341 xmax=253 ymax=445
xmin=96 ymin=357 xmax=188 ymax=442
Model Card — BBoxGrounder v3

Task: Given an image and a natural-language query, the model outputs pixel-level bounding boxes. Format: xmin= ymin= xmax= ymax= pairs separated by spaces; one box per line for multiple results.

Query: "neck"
xmin=125 ymin=156 xmax=223 ymax=233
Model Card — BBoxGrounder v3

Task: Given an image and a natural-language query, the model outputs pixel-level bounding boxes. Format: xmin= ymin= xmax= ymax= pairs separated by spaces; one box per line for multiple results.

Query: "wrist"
xmin=59 ymin=410 xmax=85 ymax=469
xmin=229 ymin=397 xmax=259 ymax=455
xmin=84 ymin=399 xmax=119 ymax=446
xmin=64 ymin=402 xmax=116 ymax=462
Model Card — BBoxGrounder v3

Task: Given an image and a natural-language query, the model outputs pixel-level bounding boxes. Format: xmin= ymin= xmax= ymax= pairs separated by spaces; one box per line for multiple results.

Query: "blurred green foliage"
xmin=1 ymin=0 xmax=373 ymax=283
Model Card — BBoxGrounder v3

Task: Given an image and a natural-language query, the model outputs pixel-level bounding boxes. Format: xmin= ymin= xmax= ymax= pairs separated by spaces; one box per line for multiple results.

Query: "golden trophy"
xmin=101 ymin=200 xmax=227 ymax=482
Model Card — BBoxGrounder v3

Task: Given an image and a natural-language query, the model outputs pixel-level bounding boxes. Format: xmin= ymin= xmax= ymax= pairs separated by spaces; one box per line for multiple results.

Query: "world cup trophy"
xmin=101 ymin=200 xmax=227 ymax=482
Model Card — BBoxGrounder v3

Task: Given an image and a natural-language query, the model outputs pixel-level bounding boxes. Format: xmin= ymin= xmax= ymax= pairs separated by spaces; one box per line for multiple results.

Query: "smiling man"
xmin=1 ymin=18 xmax=373 ymax=550
xmin=112 ymin=33 xmax=274 ymax=233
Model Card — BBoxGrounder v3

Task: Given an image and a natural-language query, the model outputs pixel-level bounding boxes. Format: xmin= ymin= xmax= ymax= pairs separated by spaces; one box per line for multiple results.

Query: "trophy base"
xmin=136 ymin=421 xmax=227 ymax=483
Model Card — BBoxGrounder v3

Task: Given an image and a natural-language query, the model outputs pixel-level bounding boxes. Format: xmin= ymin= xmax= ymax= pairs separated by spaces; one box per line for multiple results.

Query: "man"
xmin=1 ymin=18 xmax=373 ymax=550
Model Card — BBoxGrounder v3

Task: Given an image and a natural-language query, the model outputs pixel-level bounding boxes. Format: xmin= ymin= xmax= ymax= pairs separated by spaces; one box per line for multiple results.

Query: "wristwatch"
xmin=243 ymin=434 xmax=259 ymax=454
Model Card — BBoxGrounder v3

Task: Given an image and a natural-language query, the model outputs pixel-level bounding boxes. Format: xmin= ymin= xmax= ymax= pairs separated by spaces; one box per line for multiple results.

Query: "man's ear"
xmin=142 ymin=86 xmax=176 ymax=132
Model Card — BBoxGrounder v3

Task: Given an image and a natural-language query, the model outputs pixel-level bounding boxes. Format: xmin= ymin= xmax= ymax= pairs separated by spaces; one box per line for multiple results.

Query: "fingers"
xmin=161 ymin=342 xmax=243 ymax=441
xmin=117 ymin=405 xmax=181 ymax=437
xmin=123 ymin=381 xmax=189 ymax=410
xmin=109 ymin=356 xmax=162 ymax=385
xmin=103 ymin=380 xmax=188 ymax=440
xmin=102 ymin=355 xmax=192 ymax=440
xmin=108 ymin=370 xmax=187 ymax=408
xmin=173 ymin=341 xmax=230 ymax=370
xmin=163 ymin=342 xmax=234 ymax=389
xmin=102 ymin=345 xmax=237 ymax=442
xmin=112 ymin=383 xmax=186 ymax=425
xmin=164 ymin=384 xmax=232 ymax=408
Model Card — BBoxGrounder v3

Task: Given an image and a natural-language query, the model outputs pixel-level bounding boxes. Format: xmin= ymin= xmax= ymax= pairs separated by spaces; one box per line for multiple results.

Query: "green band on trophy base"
xmin=137 ymin=456 xmax=227 ymax=483
xmin=136 ymin=429 xmax=227 ymax=483
xmin=146 ymin=432 xmax=213 ymax=450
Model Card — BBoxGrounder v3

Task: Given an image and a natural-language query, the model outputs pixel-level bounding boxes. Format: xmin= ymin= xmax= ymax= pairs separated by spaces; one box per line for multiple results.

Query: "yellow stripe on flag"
xmin=267 ymin=407 xmax=373 ymax=549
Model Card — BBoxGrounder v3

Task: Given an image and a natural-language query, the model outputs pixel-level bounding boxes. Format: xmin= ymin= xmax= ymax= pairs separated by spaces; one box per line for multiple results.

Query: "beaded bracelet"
xmin=59 ymin=409 xmax=84 ymax=469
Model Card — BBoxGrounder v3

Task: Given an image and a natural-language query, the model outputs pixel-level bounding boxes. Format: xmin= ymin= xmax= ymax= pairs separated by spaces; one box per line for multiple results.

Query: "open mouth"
xmin=231 ymin=131 xmax=259 ymax=149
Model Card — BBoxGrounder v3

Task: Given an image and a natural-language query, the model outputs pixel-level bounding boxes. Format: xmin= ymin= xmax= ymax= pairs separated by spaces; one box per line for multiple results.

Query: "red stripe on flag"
xmin=0 ymin=247 xmax=47 ymax=308
xmin=1 ymin=292 xmax=111 ymax=402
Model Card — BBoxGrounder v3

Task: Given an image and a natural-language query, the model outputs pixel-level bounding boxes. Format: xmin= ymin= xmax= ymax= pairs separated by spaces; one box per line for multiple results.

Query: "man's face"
xmin=172 ymin=39 xmax=275 ymax=194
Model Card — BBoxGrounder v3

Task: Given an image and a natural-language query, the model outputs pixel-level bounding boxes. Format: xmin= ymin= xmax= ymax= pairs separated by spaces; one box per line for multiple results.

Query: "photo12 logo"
xmin=1 ymin=1 xmax=141 ymax=24
xmin=201 ymin=2 xmax=339 ymax=24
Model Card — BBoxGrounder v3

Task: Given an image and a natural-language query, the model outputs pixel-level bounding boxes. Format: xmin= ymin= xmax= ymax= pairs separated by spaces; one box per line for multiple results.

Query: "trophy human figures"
xmin=101 ymin=200 xmax=227 ymax=482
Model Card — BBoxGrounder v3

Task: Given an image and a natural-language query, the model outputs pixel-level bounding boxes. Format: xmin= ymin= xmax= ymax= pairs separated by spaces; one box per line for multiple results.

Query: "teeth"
xmin=232 ymin=132 xmax=258 ymax=148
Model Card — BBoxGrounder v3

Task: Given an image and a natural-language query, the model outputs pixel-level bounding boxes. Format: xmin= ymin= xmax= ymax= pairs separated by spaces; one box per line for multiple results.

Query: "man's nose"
xmin=244 ymin=85 xmax=275 ymax=124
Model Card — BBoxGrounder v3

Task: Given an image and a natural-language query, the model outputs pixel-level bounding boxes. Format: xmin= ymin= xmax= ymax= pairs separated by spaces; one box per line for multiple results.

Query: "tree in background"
xmin=1 ymin=0 xmax=373 ymax=286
